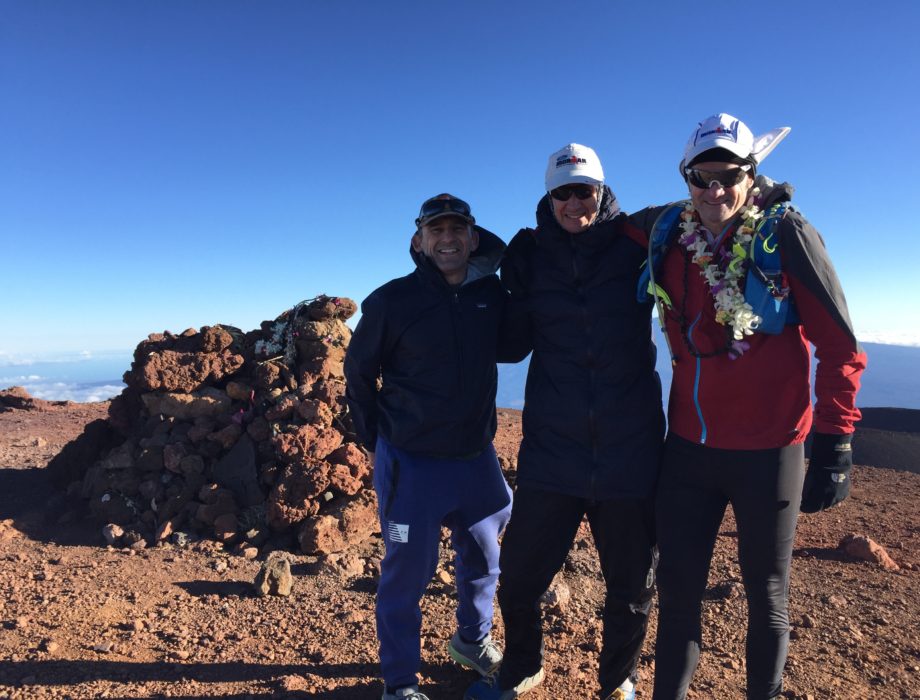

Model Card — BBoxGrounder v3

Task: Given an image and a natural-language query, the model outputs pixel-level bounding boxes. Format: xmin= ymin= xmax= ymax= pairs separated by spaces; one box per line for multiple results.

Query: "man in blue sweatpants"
xmin=344 ymin=194 xmax=514 ymax=700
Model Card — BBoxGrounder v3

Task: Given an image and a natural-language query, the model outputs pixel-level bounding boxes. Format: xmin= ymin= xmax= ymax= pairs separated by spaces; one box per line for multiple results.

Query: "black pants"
xmin=497 ymin=487 xmax=657 ymax=698
xmin=652 ymin=435 xmax=805 ymax=700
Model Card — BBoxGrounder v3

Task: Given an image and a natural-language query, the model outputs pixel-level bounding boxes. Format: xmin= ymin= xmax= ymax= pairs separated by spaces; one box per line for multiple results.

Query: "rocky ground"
xmin=0 ymin=399 xmax=918 ymax=699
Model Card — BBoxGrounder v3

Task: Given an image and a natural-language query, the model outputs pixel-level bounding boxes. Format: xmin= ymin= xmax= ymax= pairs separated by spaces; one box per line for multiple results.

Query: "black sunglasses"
xmin=549 ymin=184 xmax=597 ymax=201
xmin=416 ymin=195 xmax=473 ymax=226
xmin=684 ymin=165 xmax=752 ymax=189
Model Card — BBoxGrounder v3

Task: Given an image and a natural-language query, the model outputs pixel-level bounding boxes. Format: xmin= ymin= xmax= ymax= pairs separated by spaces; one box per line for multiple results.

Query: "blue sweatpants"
xmin=373 ymin=436 xmax=513 ymax=690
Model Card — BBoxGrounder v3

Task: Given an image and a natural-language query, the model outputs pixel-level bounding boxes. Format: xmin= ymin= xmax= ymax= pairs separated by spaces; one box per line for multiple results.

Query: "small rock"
xmin=40 ymin=639 xmax=59 ymax=654
xmin=240 ymin=546 xmax=259 ymax=560
xmin=709 ymin=580 xmax=744 ymax=600
xmin=102 ymin=524 xmax=124 ymax=546
xmin=436 ymin=569 xmax=452 ymax=585
xmin=93 ymin=641 xmax=115 ymax=654
xmin=802 ymin=614 xmax=817 ymax=628
xmin=253 ymin=554 xmax=293 ymax=597
xmin=279 ymin=674 xmax=308 ymax=692
xmin=211 ymin=558 xmax=228 ymax=574
xmin=155 ymin=519 xmax=175 ymax=543
xmin=322 ymin=552 xmax=365 ymax=579
xmin=839 ymin=534 xmax=900 ymax=571
xmin=540 ymin=574 xmax=571 ymax=614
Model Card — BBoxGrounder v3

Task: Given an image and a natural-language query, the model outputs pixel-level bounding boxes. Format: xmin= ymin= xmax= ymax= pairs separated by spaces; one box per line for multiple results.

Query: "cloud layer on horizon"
xmin=0 ymin=349 xmax=131 ymax=367
xmin=855 ymin=331 xmax=920 ymax=348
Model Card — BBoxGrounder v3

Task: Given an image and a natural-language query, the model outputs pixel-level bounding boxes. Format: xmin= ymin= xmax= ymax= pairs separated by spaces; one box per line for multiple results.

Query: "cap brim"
xmin=416 ymin=211 xmax=475 ymax=228
xmin=684 ymin=138 xmax=751 ymax=168
xmin=546 ymin=171 xmax=604 ymax=191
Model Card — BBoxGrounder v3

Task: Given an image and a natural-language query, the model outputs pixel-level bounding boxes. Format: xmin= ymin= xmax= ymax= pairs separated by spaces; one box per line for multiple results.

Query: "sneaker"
xmin=604 ymin=678 xmax=636 ymax=700
xmin=448 ymin=631 xmax=503 ymax=676
xmin=463 ymin=668 xmax=545 ymax=700
xmin=382 ymin=685 xmax=430 ymax=700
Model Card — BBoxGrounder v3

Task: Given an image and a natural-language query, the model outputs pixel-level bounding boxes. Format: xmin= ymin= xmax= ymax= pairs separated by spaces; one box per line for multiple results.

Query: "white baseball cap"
xmin=681 ymin=113 xmax=791 ymax=170
xmin=545 ymin=143 xmax=604 ymax=191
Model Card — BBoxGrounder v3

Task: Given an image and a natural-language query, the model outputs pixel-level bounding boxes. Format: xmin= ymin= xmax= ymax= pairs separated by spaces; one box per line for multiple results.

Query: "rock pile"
xmin=0 ymin=386 xmax=63 ymax=412
xmin=64 ymin=296 xmax=380 ymax=556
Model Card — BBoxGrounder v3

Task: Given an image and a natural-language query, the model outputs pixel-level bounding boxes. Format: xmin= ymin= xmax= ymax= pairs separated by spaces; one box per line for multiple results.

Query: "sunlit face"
xmin=687 ymin=162 xmax=754 ymax=233
xmin=551 ymin=184 xmax=600 ymax=234
xmin=411 ymin=215 xmax=478 ymax=285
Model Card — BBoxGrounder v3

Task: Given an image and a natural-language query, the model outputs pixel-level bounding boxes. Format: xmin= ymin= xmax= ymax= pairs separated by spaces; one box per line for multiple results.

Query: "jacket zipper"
xmin=452 ymin=289 xmax=464 ymax=456
xmin=571 ymin=246 xmax=600 ymax=493
xmin=687 ymin=312 xmax=707 ymax=444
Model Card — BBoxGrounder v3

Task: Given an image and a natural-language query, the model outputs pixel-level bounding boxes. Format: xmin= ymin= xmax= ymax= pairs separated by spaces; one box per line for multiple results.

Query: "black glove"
xmin=800 ymin=433 xmax=853 ymax=513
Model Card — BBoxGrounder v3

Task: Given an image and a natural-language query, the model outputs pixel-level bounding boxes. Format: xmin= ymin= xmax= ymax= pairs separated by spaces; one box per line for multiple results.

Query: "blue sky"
xmin=2 ymin=0 xmax=918 ymax=361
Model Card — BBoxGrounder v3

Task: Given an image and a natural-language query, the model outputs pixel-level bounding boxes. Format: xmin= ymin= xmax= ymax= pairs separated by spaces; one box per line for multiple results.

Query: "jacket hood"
xmin=535 ymin=184 xmax=621 ymax=233
xmin=755 ymin=174 xmax=795 ymax=209
xmin=409 ymin=225 xmax=506 ymax=286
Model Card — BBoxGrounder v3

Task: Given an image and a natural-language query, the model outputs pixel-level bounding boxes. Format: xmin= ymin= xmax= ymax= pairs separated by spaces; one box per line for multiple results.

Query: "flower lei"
xmin=678 ymin=188 xmax=764 ymax=357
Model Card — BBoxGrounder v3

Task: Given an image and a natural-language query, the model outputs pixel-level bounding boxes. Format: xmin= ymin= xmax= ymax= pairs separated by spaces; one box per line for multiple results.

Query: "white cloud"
xmin=0 ymin=349 xmax=132 ymax=367
xmin=856 ymin=331 xmax=920 ymax=347
xmin=0 ymin=374 xmax=44 ymax=384
xmin=24 ymin=381 xmax=124 ymax=403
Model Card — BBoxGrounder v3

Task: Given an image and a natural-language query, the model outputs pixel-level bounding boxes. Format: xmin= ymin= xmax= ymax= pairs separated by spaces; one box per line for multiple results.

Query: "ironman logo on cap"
xmin=556 ymin=155 xmax=588 ymax=168
xmin=695 ymin=119 xmax=740 ymax=145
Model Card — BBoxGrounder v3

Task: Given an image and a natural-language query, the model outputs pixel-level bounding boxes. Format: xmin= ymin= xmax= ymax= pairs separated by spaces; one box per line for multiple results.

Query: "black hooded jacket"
xmin=344 ymin=228 xmax=507 ymax=458
xmin=501 ymin=188 xmax=665 ymax=499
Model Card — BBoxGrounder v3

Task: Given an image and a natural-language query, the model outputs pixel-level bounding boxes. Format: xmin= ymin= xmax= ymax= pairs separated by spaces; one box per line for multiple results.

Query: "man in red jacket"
xmin=627 ymin=113 xmax=866 ymax=700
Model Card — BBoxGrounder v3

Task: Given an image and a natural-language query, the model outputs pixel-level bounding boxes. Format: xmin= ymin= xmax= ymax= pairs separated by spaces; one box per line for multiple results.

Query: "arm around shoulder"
xmin=496 ymin=230 xmax=535 ymax=363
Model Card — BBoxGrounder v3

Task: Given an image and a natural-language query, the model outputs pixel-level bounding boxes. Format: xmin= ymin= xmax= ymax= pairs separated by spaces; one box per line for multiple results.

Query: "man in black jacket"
xmin=466 ymin=145 xmax=664 ymax=700
xmin=345 ymin=194 xmax=513 ymax=700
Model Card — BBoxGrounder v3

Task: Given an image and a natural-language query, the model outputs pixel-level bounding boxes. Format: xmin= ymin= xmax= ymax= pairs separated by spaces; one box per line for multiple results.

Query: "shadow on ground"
xmin=0 ymin=658 xmax=475 ymax=699
xmin=0 ymin=465 xmax=100 ymax=547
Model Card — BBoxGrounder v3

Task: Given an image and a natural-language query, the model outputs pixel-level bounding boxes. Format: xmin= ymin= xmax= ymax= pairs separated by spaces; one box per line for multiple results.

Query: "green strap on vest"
xmin=636 ymin=201 xmax=798 ymax=336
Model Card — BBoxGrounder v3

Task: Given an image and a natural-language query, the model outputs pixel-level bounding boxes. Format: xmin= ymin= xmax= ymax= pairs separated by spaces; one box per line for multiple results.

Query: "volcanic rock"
xmin=840 ymin=534 xmax=900 ymax=571
xmin=273 ymin=424 xmax=343 ymax=463
xmin=141 ymin=388 xmax=232 ymax=421
xmin=298 ymin=488 xmax=377 ymax=555
xmin=253 ymin=554 xmax=294 ymax=597
xmin=58 ymin=295 xmax=376 ymax=558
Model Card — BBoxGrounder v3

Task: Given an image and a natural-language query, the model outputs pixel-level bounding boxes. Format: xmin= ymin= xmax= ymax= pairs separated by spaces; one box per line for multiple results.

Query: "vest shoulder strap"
xmin=636 ymin=201 xmax=688 ymax=303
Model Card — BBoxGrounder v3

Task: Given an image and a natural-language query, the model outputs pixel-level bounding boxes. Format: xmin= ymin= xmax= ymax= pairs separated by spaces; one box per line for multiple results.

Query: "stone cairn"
xmin=69 ymin=295 xmax=379 ymax=556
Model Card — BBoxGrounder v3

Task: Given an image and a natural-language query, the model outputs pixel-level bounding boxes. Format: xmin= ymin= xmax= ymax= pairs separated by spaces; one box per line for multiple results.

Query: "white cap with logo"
xmin=545 ymin=143 xmax=605 ymax=191
xmin=681 ymin=113 xmax=791 ymax=170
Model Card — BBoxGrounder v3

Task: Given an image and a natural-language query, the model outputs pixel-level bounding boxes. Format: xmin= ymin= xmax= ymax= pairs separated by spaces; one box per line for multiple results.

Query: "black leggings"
xmin=652 ymin=435 xmax=805 ymax=700
xmin=497 ymin=487 xmax=657 ymax=698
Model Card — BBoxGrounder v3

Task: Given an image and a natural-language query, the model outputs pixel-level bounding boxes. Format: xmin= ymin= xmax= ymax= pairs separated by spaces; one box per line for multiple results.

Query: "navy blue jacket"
xmin=501 ymin=189 xmax=665 ymax=499
xmin=344 ymin=228 xmax=507 ymax=458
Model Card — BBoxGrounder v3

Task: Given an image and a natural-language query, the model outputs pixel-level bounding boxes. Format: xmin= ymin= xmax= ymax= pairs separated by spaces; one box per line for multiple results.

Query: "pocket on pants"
xmin=373 ymin=443 xmax=402 ymax=520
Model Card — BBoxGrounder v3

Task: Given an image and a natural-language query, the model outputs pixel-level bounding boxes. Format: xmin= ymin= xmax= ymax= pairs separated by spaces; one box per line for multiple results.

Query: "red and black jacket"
xmin=626 ymin=178 xmax=866 ymax=449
